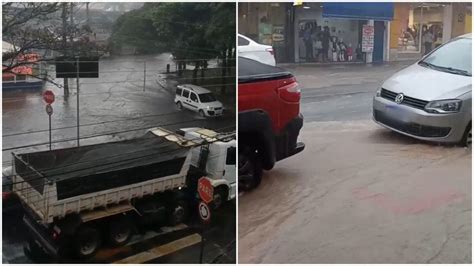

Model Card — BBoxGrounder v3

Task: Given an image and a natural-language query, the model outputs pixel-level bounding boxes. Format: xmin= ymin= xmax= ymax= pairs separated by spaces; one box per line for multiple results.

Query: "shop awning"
xmin=322 ymin=3 xmax=394 ymax=21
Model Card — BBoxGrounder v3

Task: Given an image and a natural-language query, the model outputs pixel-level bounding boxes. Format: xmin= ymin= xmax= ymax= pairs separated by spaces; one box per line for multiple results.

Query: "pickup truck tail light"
xmin=266 ymin=48 xmax=274 ymax=56
xmin=278 ymin=83 xmax=301 ymax=102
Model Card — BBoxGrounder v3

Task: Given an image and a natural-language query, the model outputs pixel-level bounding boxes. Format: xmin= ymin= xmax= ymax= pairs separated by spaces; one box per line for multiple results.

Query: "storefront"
xmin=389 ymin=2 xmax=471 ymax=61
xmin=238 ymin=2 xmax=294 ymax=63
xmin=293 ymin=3 xmax=393 ymax=63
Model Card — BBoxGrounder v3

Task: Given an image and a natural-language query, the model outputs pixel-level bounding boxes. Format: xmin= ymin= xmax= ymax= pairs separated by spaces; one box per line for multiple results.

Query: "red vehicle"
xmin=238 ymin=57 xmax=305 ymax=190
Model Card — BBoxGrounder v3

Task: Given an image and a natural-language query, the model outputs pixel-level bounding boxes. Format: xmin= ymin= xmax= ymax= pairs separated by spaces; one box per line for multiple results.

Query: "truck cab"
xmin=178 ymin=128 xmax=236 ymax=207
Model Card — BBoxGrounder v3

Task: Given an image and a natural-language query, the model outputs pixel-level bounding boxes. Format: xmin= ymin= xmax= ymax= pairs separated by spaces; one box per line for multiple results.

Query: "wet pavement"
xmin=2 ymin=54 xmax=236 ymax=263
xmin=238 ymin=63 xmax=471 ymax=263
xmin=2 ymin=200 xmax=235 ymax=263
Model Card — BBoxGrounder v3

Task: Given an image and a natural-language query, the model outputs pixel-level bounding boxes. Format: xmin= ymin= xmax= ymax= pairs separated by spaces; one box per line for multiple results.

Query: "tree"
xmin=2 ymin=3 xmax=104 ymax=90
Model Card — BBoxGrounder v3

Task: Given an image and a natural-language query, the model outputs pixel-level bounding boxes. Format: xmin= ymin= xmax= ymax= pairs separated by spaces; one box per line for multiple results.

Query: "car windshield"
xmin=419 ymin=37 xmax=472 ymax=76
xmin=199 ymin=93 xmax=216 ymax=103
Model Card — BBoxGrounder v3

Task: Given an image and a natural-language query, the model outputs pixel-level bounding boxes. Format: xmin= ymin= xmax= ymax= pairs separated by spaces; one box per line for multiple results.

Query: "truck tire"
xmin=212 ymin=186 xmax=227 ymax=209
xmin=168 ymin=200 xmax=188 ymax=226
xmin=461 ymin=122 xmax=471 ymax=149
xmin=107 ymin=216 xmax=133 ymax=247
xmin=176 ymin=101 xmax=182 ymax=110
xmin=73 ymin=226 xmax=101 ymax=259
xmin=199 ymin=110 xmax=206 ymax=117
xmin=238 ymin=145 xmax=263 ymax=191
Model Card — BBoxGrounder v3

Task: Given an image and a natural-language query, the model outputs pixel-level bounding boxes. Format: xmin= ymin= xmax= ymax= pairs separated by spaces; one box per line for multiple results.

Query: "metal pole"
xmin=143 ymin=61 xmax=146 ymax=92
xmin=76 ymin=57 xmax=80 ymax=146
xmin=49 ymin=113 xmax=52 ymax=150
xmin=419 ymin=6 xmax=423 ymax=53
xmin=199 ymin=222 xmax=205 ymax=263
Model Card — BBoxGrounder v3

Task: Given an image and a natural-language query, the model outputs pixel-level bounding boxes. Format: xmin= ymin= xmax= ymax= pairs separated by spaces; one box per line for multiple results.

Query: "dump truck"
xmin=12 ymin=127 xmax=235 ymax=259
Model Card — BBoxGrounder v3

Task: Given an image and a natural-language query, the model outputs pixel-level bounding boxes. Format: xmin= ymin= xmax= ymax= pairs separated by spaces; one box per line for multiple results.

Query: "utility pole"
xmin=61 ymin=3 xmax=69 ymax=97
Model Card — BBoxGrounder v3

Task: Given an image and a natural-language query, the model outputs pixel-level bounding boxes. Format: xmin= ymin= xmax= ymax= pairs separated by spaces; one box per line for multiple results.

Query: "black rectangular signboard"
xmin=55 ymin=57 xmax=99 ymax=78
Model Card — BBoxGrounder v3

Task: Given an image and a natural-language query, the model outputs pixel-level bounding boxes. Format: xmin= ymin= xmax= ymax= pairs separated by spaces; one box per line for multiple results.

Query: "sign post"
xmin=362 ymin=24 xmax=374 ymax=63
xmin=43 ymin=90 xmax=55 ymax=150
xmin=197 ymin=177 xmax=213 ymax=263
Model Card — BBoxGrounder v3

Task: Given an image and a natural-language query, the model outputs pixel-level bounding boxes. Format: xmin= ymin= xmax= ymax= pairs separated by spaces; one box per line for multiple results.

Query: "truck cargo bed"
xmin=13 ymin=130 xmax=192 ymax=223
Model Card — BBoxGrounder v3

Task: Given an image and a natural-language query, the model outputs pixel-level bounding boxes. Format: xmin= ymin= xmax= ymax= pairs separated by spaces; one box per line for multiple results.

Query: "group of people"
xmin=302 ymin=24 xmax=355 ymax=62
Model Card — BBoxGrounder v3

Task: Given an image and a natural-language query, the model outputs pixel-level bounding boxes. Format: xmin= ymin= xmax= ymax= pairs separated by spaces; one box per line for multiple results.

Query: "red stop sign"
xmin=43 ymin=90 xmax=55 ymax=104
xmin=198 ymin=177 xmax=214 ymax=204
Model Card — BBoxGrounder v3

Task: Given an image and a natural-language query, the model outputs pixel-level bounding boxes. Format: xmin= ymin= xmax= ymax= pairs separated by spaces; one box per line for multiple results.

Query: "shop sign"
xmin=272 ymin=25 xmax=285 ymax=42
xmin=362 ymin=25 xmax=374 ymax=52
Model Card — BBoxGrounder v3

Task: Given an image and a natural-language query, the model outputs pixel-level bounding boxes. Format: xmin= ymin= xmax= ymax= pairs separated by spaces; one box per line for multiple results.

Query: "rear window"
xmin=182 ymin=89 xmax=190 ymax=98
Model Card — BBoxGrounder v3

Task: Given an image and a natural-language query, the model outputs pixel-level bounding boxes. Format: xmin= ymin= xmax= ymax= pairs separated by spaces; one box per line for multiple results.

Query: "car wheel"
xmin=107 ymin=216 xmax=133 ymax=247
xmin=238 ymin=145 xmax=263 ymax=191
xmin=464 ymin=124 xmax=472 ymax=149
xmin=176 ymin=102 xmax=182 ymax=110
xmin=199 ymin=110 xmax=206 ymax=117
xmin=73 ymin=226 xmax=101 ymax=259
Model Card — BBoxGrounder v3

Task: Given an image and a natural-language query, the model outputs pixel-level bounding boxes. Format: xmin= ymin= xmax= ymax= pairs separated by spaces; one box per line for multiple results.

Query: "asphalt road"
xmin=238 ymin=62 xmax=471 ymax=263
xmin=2 ymin=54 xmax=236 ymax=264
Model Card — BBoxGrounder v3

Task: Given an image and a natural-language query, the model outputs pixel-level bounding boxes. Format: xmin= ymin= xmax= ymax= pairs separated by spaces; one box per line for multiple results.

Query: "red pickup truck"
xmin=238 ymin=57 xmax=305 ymax=190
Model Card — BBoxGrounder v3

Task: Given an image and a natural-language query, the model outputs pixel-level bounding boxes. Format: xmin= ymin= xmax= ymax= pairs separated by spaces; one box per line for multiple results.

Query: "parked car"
xmin=238 ymin=57 xmax=305 ymax=190
xmin=175 ymin=84 xmax=224 ymax=117
xmin=373 ymin=33 xmax=472 ymax=147
xmin=238 ymin=34 xmax=276 ymax=66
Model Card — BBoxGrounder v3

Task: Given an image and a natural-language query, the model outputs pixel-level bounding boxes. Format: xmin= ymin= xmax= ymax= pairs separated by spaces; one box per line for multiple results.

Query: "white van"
xmin=175 ymin=84 xmax=224 ymax=117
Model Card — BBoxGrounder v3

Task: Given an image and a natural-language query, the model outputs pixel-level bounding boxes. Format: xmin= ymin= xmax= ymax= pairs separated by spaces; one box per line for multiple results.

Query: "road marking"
xmin=112 ymin=233 xmax=202 ymax=264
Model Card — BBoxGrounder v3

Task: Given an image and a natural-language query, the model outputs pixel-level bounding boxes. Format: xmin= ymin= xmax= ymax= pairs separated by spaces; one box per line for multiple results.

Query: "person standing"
xmin=423 ymin=28 xmax=434 ymax=55
xmin=321 ymin=26 xmax=330 ymax=62
xmin=303 ymin=24 xmax=313 ymax=61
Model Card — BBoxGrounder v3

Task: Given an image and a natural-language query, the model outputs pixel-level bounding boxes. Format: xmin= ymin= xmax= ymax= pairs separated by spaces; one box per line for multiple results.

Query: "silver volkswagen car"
xmin=373 ymin=33 xmax=472 ymax=147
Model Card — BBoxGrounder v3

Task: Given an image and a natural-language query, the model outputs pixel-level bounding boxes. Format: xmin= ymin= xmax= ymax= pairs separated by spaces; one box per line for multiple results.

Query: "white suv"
xmin=238 ymin=34 xmax=276 ymax=66
xmin=175 ymin=84 xmax=224 ymax=117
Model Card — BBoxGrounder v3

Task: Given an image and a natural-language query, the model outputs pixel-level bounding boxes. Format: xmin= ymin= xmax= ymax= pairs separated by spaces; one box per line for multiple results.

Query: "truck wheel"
xmin=463 ymin=123 xmax=472 ymax=149
xmin=73 ymin=226 xmax=101 ymax=259
xmin=107 ymin=216 xmax=133 ymax=247
xmin=176 ymin=101 xmax=182 ymax=110
xmin=168 ymin=200 xmax=189 ymax=226
xmin=212 ymin=187 xmax=227 ymax=209
xmin=238 ymin=146 xmax=263 ymax=191
xmin=199 ymin=110 xmax=206 ymax=117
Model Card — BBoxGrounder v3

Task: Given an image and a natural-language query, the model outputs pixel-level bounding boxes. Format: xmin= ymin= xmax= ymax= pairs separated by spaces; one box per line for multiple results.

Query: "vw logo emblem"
xmin=395 ymin=93 xmax=404 ymax=104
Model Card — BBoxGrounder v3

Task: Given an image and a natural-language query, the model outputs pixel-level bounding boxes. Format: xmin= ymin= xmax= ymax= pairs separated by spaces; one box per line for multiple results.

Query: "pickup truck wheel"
xmin=107 ymin=216 xmax=132 ymax=247
xmin=199 ymin=110 xmax=206 ymax=117
xmin=238 ymin=146 xmax=263 ymax=191
xmin=176 ymin=101 xmax=182 ymax=110
xmin=168 ymin=200 xmax=188 ymax=226
xmin=464 ymin=124 xmax=472 ymax=149
xmin=73 ymin=226 xmax=101 ymax=259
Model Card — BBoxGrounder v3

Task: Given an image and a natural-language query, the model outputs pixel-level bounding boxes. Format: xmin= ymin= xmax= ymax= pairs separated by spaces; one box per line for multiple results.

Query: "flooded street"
xmin=2 ymin=54 xmax=236 ymax=263
xmin=238 ymin=63 xmax=471 ymax=263
xmin=239 ymin=121 xmax=471 ymax=263
xmin=3 ymin=54 xmax=234 ymax=161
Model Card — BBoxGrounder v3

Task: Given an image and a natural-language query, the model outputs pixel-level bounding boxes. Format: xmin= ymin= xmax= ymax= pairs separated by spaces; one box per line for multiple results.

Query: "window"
xmin=238 ymin=36 xmax=250 ymax=46
xmin=182 ymin=89 xmax=190 ymax=98
xmin=176 ymin=87 xmax=182 ymax=96
xmin=226 ymin=147 xmax=236 ymax=165
xmin=199 ymin=93 xmax=217 ymax=103
xmin=420 ymin=37 xmax=472 ymax=76
xmin=397 ymin=4 xmax=444 ymax=53
xmin=190 ymin=92 xmax=198 ymax=102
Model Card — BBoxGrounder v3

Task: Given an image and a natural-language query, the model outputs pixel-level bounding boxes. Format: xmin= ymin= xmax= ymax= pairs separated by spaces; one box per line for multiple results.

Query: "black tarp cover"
xmin=16 ymin=132 xmax=190 ymax=199
xmin=238 ymin=56 xmax=293 ymax=84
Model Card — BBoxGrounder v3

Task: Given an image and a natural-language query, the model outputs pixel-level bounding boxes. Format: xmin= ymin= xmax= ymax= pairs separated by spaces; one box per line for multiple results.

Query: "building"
xmin=238 ymin=2 xmax=472 ymax=64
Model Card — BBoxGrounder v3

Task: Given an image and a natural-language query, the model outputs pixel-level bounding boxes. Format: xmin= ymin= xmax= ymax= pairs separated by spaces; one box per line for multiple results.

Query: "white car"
xmin=238 ymin=34 xmax=276 ymax=66
xmin=175 ymin=84 xmax=224 ymax=117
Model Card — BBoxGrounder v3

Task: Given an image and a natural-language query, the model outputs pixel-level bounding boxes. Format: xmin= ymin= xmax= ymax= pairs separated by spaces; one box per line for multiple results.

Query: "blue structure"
xmin=322 ymin=2 xmax=394 ymax=21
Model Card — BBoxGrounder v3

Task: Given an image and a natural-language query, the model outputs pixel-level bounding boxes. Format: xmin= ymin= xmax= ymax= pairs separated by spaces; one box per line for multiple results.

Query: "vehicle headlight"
xmin=425 ymin=99 xmax=462 ymax=113
xmin=375 ymin=88 xmax=382 ymax=97
xmin=206 ymin=106 xmax=212 ymax=110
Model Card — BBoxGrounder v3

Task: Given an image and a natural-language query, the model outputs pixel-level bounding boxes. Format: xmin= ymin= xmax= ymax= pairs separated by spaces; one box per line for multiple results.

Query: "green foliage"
xmin=109 ymin=3 xmax=235 ymax=59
